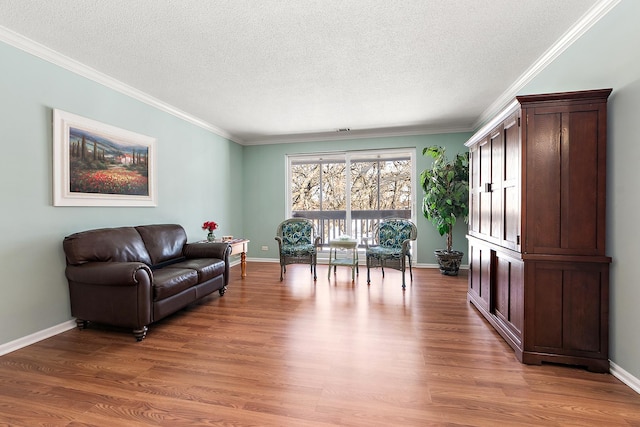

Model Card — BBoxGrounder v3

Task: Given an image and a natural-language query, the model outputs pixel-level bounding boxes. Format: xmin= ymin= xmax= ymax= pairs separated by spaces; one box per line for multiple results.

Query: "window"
xmin=288 ymin=149 xmax=415 ymax=246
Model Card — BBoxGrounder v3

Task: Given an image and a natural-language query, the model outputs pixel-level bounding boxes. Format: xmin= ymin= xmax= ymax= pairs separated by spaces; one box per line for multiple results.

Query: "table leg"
xmin=241 ymin=251 xmax=247 ymax=278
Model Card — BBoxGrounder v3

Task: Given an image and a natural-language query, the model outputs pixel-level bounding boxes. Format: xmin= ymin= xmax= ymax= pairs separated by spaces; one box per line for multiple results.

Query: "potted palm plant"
xmin=420 ymin=145 xmax=469 ymax=275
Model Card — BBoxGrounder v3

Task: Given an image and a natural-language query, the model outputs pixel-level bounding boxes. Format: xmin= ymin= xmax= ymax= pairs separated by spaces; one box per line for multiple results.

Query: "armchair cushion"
xmin=378 ymin=221 xmax=414 ymax=248
xmin=281 ymin=243 xmax=317 ymax=256
xmin=281 ymin=221 xmax=313 ymax=246
xmin=366 ymin=246 xmax=403 ymax=259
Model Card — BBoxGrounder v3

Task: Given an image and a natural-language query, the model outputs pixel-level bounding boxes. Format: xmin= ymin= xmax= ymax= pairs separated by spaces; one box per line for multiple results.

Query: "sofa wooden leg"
xmin=75 ymin=319 xmax=89 ymax=329
xmin=219 ymin=285 xmax=228 ymax=296
xmin=133 ymin=326 xmax=148 ymax=341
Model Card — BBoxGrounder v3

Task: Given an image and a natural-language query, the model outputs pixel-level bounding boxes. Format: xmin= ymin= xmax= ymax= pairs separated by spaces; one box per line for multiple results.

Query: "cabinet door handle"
xmin=484 ymin=183 xmax=493 ymax=192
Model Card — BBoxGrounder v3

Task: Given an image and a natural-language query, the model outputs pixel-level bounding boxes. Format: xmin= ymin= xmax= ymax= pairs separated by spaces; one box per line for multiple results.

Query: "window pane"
xmin=289 ymin=151 xmax=413 ymax=245
xmin=291 ymin=163 xmax=320 ymax=211
xmin=379 ymin=159 xmax=411 ymax=210
xmin=321 ymin=162 xmax=346 ymax=211
xmin=350 ymin=161 xmax=379 ymax=210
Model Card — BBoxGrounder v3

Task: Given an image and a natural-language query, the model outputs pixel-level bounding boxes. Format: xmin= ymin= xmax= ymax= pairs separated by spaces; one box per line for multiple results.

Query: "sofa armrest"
xmin=66 ymin=262 xmax=152 ymax=286
xmin=183 ymin=242 xmax=230 ymax=260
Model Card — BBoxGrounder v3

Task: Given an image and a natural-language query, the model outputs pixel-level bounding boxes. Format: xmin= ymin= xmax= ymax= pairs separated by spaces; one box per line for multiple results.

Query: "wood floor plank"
xmin=1 ymin=262 xmax=639 ymax=426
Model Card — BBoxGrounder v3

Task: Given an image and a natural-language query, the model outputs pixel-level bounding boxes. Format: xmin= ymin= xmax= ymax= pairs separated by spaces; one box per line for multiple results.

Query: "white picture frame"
xmin=52 ymin=109 xmax=157 ymax=207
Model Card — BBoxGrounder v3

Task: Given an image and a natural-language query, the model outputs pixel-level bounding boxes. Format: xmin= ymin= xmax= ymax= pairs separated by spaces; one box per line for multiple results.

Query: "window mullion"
xmin=345 ymin=155 xmax=352 ymax=236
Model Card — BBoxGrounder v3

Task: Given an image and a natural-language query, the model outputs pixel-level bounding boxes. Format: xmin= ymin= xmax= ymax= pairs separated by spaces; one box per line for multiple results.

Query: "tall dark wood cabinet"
xmin=465 ymin=89 xmax=612 ymax=372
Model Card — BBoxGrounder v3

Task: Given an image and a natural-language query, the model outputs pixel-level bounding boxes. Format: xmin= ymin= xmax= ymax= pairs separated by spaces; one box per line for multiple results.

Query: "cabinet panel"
xmin=530 ymin=267 xmax=564 ymax=349
xmin=490 ymin=130 xmax=503 ymax=241
xmin=469 ymin=243 xmax=490 ymax=310
xmin=525 ymin=112 xmax=562 ymax=251
xmin=527 ymin=261 xmax=609 ymax=359
xmin=469 ymin=145 xmax=480 ymax=234
xmin=479 ymin=141 xmax=492 ymax=237
xmin=564 ymin=110 xmax=602 ymax=253
xmin=494 ymin=252 xmax=523 ymax=337
xmin=563 ymin=268 xmax=606 ymax=353
xmin=502 ymin=114 xmax=520 ymax=250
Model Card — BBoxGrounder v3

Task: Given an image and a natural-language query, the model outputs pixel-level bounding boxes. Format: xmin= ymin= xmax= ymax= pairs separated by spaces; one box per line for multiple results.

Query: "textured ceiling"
xmin=0 ymin=0 xmax=611 ymax=144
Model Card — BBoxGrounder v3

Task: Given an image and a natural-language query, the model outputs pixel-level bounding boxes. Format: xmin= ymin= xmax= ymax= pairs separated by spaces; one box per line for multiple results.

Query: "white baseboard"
xmin=246 ymin=257 xmax=279 ymax=263
xmin=610 ymin=360 xmax=640 ymax=394
xmin=0 ymin=319 xmax=76 ymax=356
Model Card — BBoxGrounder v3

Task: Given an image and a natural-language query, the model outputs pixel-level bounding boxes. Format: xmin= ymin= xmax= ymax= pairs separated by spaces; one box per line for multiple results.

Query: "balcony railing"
xmin=291 ymin=210 xmax=411 ymax=247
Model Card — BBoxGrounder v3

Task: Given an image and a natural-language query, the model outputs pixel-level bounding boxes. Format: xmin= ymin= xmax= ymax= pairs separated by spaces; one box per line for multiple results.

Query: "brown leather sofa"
xmin=63 ymin=224 xmax=231 ymax=341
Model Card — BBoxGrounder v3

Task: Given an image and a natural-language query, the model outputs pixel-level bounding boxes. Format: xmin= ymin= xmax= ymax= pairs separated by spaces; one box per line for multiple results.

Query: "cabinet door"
xmin=501 ymin=113 xmax=521 ymax=251
xmin=468 ymin=243 xmax=491 ymax=311
xmin=479 ymin=138 xmax=493 ymax=238
xmin=493 ymin=251 xmax=524 ymax=343
xmin=525 ymin=260 xmax=609 ymax=360
xmin=476 ymin=128 xmax=503 ymax=243
xmin=523 ymin=101 xmax=607 ymax=255
xmin=489 ymin=128 xmax=503 ymax=242
xmin=469 ymin=144 xmax=481 ymax=234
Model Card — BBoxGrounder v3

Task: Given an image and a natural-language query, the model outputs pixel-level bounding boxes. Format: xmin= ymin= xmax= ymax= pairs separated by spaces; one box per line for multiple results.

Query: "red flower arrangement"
xmin=202 ymin=221 xmax=218 ymax=232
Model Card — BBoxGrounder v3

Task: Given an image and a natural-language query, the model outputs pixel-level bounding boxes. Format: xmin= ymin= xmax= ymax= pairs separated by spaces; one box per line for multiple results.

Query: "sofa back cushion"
xmin=63 ymin=227 xmax=152 ymax=266
xmin=136 ymin=224 xmax=187 ymax=266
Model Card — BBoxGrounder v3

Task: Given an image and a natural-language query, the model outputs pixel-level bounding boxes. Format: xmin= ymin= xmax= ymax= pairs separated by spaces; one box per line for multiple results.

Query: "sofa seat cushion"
xmin=152 ymin=268 xmax=198 ymax=301
xmin=166 ymin=259 xmax=225 ymax=282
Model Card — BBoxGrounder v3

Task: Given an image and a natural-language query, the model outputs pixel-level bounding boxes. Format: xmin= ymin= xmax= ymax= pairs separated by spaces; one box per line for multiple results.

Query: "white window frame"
xmin=286 ymin=148 xmax=417 ymax=260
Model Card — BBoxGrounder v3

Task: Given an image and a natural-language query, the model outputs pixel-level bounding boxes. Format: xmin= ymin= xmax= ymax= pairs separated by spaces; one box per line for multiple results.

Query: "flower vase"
xmin=207 ymin=232 xmax=216 ymax=242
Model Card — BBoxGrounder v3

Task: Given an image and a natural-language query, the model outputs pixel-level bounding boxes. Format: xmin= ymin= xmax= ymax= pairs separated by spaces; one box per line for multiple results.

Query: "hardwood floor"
xmin=1 ymin=263 xmax=639 ymax=426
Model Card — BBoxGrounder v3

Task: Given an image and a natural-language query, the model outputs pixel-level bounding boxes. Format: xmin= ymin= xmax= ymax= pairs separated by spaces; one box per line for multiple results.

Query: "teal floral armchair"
xmin=275 ymin=218 xmax=322 ymax=281
xmin=364 ymin=218 xmax=418 ymax=289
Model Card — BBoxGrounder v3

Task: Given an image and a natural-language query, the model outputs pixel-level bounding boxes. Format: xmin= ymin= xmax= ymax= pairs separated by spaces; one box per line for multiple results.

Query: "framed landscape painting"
xmin=53 ymin=109 xmax=157 ymax=206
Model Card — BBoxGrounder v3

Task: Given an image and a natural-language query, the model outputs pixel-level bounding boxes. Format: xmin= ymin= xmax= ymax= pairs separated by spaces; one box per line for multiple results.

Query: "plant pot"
xmin=434 ymin=250 xmax=463 ymax=276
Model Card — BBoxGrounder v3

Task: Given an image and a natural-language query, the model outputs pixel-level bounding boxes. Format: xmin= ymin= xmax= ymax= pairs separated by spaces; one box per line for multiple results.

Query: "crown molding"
xmin=0 ymin=25 xmax=243 ymax=144
xmin=473 ymin=0 xmax=621 ymax=130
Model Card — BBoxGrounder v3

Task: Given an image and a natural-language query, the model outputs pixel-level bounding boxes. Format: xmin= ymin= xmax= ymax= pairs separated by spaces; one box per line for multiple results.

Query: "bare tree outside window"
xmin=351 ymin=161 xmax=379 ymax=210
xmin=321 ymin=162 xmax=346 ymax=211
xmin=290 ymin=163 xmax=320 ymax=211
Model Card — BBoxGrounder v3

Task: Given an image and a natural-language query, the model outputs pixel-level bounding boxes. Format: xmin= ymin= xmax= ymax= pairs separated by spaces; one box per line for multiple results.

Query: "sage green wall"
xmin=516 ymin=0 xmax=640 ymax=382
xmin=242 ymin=133 xmax=471 ymax=266
xmin=0 ymin=41 xmax=243 ymax=345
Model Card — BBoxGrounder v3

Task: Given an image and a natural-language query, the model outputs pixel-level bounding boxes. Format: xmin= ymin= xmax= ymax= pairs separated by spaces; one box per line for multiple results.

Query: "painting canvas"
xmin=53 ymin=109 xmax=157 ymax=206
